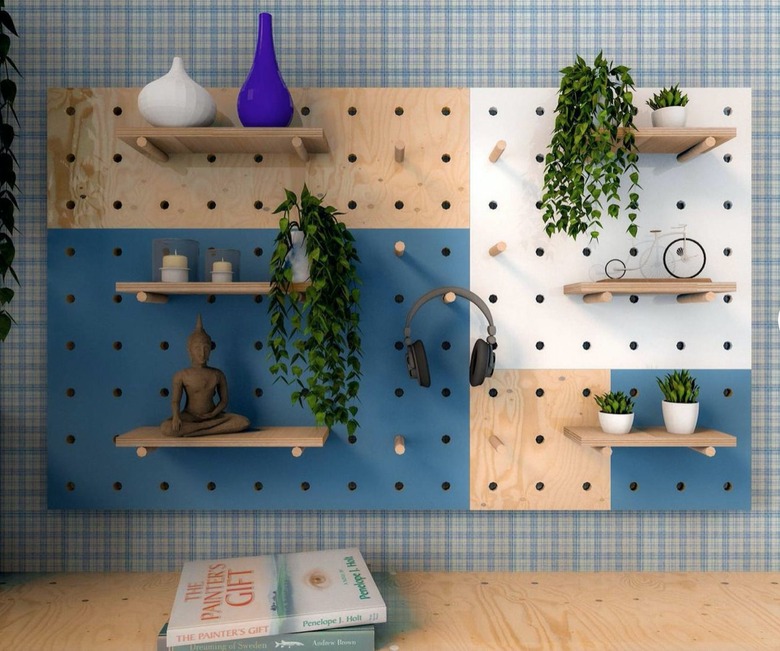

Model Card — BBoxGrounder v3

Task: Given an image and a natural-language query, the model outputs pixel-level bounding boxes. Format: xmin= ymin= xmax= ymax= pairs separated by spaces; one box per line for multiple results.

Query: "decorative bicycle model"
xmin=604 ymin=225 xmax=707 ymax=280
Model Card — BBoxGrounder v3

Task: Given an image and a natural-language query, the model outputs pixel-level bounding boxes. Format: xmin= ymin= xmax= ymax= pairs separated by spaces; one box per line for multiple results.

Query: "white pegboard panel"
xmin=470 ymin=88 xmax=751 ymax=371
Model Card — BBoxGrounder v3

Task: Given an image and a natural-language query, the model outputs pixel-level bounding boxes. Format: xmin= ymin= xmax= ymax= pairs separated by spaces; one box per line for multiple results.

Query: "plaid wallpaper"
xmin=1 ymin=0 xmax=779 ymax=571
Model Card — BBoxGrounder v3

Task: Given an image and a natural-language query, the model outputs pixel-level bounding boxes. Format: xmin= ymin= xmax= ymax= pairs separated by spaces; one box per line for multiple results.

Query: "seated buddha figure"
xmin=160 ymin=315 xmax=250 ymax=437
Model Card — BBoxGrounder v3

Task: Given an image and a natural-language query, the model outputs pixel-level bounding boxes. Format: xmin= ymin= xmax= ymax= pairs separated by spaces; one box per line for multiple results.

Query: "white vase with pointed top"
xmin=138 ymin=57 xmax=216 ymax=128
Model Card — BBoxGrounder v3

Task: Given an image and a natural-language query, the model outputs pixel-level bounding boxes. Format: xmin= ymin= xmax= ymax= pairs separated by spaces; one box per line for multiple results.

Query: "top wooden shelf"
xmin=116 ymin=127 xmax=330 ymax=163
xmin=617 ymin=127 xmax=736 ymax=162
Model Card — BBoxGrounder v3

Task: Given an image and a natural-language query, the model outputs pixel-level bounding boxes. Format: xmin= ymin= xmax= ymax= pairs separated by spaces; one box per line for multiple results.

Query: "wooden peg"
xmin=291 ymin=446 xmax=304 ymax=458
xmin=489 ymin=241 xmax=507 ymax=257
xmin=677 ymin=291 xmax=715 ymax=304
xmin=291 ymin=136 xmax=309 ymax=162
xmin=136 ymin=291 xmax=168 ymax=304
xmin=489 ymin=139 xmax=507 ymax=163
xmin=136 ymin=446 xmax=155 ymax=458
xmin=677 ymin=136 xmax=717 ymax=163
xmin=394 ymin=435 xmax=406 ymax=455
xmin=394 ymin=241 xmax=406 ymax=257
xmin=692 ymin=446 xmax=716 ymax=457
xmin=135 ymin=136 xmax=169 ymax=163
xmin=488 ymin=435 xmax=505 ymax=453
xmin=598 ymin=446 xmax=613 ymax=457
xmin=582 ymin=291 xmax=613 ymax=304
xmin=442 ymin=291 xmax=456 ymax=304
xmin=394 ymin=140 xmax=405 ymax=163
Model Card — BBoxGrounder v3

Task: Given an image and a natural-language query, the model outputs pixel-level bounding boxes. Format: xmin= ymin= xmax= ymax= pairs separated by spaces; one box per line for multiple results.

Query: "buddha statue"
xmin=160 ymin=315 xmax=251 ymax=437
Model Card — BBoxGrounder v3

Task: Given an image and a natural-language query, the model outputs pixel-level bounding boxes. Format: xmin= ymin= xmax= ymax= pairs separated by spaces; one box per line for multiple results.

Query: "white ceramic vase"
xmin=287 ymin=230 xmax=311 ymax=283
xmin=598 ymin=411 xmax=634 ymax=435
xmin=138 ymin=57 xmax=216 ymax=128
xmin=651 ymin=106 xmax=687 ymax=128
xmin=661 ymin=401 xmax=699 ymax=434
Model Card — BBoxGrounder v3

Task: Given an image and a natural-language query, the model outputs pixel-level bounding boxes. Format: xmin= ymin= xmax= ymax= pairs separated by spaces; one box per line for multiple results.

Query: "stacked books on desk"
xmin=159 ymin=547 xmax=386 ymax=651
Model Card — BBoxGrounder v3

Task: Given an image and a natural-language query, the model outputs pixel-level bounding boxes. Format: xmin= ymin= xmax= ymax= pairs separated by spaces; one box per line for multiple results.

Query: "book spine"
xmin=167 ymin=607 xmax=386 ymax=647
xmin=158 ymin=626 xmax=375 ymax=651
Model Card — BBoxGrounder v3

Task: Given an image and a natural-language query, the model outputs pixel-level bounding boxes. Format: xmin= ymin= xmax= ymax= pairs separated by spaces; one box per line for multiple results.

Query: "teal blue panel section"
xmin=610 ymin=369 xmax=751 ymax=510
xmin=47 ymin=229 xmax=471 ymax=510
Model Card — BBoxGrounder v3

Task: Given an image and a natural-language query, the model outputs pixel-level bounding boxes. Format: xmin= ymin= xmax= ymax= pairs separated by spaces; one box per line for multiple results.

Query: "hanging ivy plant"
xmin=267 ymin=185 xmax=362 ymax=436
xmin=0 ymin=1 xmax=19 ymax=341
xmin=541 ymin=52 xmax=640 ymax=241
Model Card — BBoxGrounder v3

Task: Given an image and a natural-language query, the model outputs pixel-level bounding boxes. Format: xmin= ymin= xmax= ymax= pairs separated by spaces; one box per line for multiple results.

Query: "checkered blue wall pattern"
xmin=2 ymin=1 xmax=779 ymax=571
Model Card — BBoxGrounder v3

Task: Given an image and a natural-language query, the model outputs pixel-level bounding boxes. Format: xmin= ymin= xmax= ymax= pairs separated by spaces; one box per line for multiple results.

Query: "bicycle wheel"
xmin=605 ymin=258 xmax=627 ymax=279
xmin=663 ymin=237 xmax=706 ymax=278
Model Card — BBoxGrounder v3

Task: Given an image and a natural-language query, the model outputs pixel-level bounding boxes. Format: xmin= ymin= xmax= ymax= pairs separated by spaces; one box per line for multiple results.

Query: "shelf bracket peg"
xmin=489 ymin=139 xmax=507 ymax=163
xmin=136 ymin=291 xmax=169 ymax=304
xmin=291 ymin=446 xmax=304 ymax=458
xmin=489 ymin=241 xmax=507 ymax=257
xmin=135 ymin=136 xmax=169 ymax=163
xmin=691 ymin=446 xmax=716 ymax=457
xmin=136 ymin=446 xmax=157 ymax=458
xmin=488 ymin=434 xmax=506 ymax=454
xmin=442 ymin=291 xmax=457 ymax=304
xmin=394 ymin=435 xmax=406 ymax=455
xmin=597 ymin=446 xmax=613 ymax=457
xmin=394 ymin=241 xmax=406 ymax=257
xmin=677 ymin=291 xmax=715 ymax=304
xmin=395 ymin=140 xmax=405 ymax=163
xmin=291 ymin=136 xmax=309 ymax=162
xmin=677 ymin=136 xmax=717 ymax=163
xmin=583 ymin=291 xmax=613 ymax=304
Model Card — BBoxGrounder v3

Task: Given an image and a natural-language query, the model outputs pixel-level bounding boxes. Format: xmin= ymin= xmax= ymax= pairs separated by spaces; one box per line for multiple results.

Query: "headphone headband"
xmin=404 ymin=286 xmax=496 ymax=345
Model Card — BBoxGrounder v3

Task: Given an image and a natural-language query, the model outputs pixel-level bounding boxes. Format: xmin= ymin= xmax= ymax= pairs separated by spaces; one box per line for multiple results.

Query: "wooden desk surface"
xmin=2 ymin=571 xmax=780 ymax=650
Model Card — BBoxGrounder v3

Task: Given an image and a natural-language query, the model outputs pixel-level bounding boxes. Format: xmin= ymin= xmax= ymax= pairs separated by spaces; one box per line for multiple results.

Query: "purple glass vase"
xmin=237 ymin=13 xmax=294 ymax=127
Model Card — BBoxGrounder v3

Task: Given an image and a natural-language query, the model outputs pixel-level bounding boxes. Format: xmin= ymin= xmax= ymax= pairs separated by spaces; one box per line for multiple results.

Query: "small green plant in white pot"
xmin=656 ymin=369 xmax=699 ymax=434
xmin=647 ymin=84 xmax=688 ymax=127
xmin=594 ymin=390 xmax=635 ymax=435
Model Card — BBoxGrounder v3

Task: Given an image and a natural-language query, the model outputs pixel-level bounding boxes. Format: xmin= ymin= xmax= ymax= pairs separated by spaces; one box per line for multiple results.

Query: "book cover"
xmin=157 ymin=623 xmax=375 ymax=651
xmin=166 ymin=547 xmax=386 ymax=648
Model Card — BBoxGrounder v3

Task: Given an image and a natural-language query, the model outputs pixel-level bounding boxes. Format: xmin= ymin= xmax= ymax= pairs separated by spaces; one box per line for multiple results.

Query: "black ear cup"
xmin=407 ymin=339 xmax=431 ymax=387
xmin=469 ymin=338 xmax=495 ymax=387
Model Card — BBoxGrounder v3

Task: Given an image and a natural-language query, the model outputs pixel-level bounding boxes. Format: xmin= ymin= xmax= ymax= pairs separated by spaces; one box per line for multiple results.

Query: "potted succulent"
xmin=647 ymin=84 xmax=688 ymax=128
xmin=656 ymin=369 xmax=700 ymax=434
xmin=541 ymin=52 xmax=641 ymax=241
xmin=0 ymin=3 xmax=19 ymax=341
xmin=647 ymin=84 xmax=688 ymax=127
xmin=267 ymin=185 xmax=362 ymax=436
xmin=594 ymin=390 xmax=635 ymax=435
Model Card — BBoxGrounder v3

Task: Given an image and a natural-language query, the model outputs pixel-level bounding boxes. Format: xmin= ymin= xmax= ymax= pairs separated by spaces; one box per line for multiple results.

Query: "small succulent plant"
xmin=646 ymin=84 xmax=689 ymax=110
xmin=594 ymin=390 xmax=634 ymax=415
xmin=656 ymin=369 xmax=699 ymax=403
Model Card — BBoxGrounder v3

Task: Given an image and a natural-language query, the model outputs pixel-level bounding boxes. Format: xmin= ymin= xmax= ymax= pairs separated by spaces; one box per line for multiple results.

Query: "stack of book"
xmin=157 ymin=547 xmax=386 ymax=651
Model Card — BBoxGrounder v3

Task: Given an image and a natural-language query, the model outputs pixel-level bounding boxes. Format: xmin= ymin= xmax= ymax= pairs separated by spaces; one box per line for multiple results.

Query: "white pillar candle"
xmin=212 ymin=260 xmax=232 ymax=273
xmin=162 ymin=253 xmax=188 ymax=269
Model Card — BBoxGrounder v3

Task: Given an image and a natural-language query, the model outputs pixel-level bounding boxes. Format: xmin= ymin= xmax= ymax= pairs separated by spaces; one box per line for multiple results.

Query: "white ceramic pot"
xmin=138 ymin=57 xmax=216 ymax=128
xmin=651 ymin=106 xmax=687 ymax=128
xmin=287 ymin=229 xmax=311 ymax=282
xmin=598 ymin=411 xmax=634 ymax=435
xmin=661 ymin=401 xmax=699 ymax=434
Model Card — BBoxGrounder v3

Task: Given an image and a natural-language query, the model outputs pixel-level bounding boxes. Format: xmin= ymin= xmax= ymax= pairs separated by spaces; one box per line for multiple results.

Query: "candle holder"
xmin=206 ymin=248 xmax=240 ymax=282
xmin=152 ymin=238 xmax=199 ymax=282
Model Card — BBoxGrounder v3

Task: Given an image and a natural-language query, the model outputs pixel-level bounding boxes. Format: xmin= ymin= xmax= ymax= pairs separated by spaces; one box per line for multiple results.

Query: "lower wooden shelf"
xmin=115 ymin=281 xmax=310 ymax=303
xmin=564 ymin=425 xmax=737 ymax=457
xmin=114 ymin=425 xmax=329 ymax=458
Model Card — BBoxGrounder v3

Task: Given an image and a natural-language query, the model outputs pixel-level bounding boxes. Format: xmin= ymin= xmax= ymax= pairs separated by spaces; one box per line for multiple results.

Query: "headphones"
xmin=404 ymin=286 xmax=497 ymax=388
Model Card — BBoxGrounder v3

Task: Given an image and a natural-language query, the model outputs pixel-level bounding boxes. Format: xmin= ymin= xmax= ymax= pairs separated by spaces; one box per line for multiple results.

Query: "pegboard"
xmin=469 ymin=88 xmax=751 ymax=371
xmin=47 ymin=86 xmax=751 ymax=511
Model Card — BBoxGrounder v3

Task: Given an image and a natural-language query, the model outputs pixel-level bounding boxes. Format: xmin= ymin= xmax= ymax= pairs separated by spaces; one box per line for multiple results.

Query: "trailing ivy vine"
xmin=0 ymin=1 xmax=19 ymax=341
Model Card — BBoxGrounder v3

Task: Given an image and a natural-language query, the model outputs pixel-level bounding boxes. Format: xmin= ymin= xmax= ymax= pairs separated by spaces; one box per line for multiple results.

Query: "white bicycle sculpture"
xmin=604 ymin=224 xmax=707 ymax=280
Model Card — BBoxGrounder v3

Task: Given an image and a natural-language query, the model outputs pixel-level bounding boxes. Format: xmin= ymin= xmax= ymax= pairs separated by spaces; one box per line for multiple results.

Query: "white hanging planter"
xmin=651 ymin=106 xmax=687 ymax=128
xmin=598 ymin=411 xmax=634 ymax=435
xmin=661 ymin=401 xmax=699 ymax=434
xmin=287 ymin=229 xmax=311 ymax=283
xmin=138 ymin=57 xmax=216 ymax=128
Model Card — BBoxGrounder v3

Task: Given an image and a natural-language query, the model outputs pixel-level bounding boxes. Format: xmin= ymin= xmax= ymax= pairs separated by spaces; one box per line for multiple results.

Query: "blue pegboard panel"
xmin=610 ymin=369 xmax=751 ymax=510
xmin=47 ymin=228 xmax=471 ymax=509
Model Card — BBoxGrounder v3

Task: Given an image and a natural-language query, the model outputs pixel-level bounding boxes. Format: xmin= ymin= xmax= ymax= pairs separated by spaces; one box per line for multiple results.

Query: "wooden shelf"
xmin=618 ymin=127 xmax=736 ymax=161
xmin=564 ymin=425 xmax=737 ymax=457
xmin=563 ymin=278 xmax=736 ymax=304
xmin=116 ymin=126 xmax=330 ymax=163
xmin=114 ymin=425 xmax=329 ymax=458
xmin=115 ymin=281 xmax=310 ymax=303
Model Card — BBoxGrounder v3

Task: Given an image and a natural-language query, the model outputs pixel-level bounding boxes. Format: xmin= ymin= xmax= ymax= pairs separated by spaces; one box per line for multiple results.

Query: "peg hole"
xmin=441 ymin=482 xmax=451 ymax=491
xmin=535 ymin=482 xmax=545 ymax=491
xmin=582 ymin=247 xmax=591 ymax=257
xmin=66 ymin=200 xmax=76 ymax=210
xmin=112 ymin=106 xmax=123 ymax=116
xmin=723 ymin=153 xmax=732 ymax=163
xmin=723 ymin=247 xmax=732 ymax=256
xmin=441 ymin=247 xmax=451 ymax=257
xmin=394 ymin=106 xmax=404 ymax=116
xmin=442 ymin=200 xmax=451 ymax=210
xmin=394 ymin=200 xmax=404 ymax=210
xmin=488 ymin=481 xmax=498 ymax=490
xmin=113 ymin=482 xmax=123 ymax=491
xmin=254 ymin=482 xmax=263 ymax=491
xmin=536 ymin=341 xmax=544 ymax=350
xmin=65 ymin=247 xmax=76 ymax=257
xmin=629 ymin=481 xmax=639 ymax=491
xmin=206 ymin=154 xmax=217 ymax=163
xmin=441 ymin=388 xmax=451 ymax=398
xmin=113 ymin=388 xmax=122 ymax=397
xmin=348 ymin=153 xmax=357 ymax=163
xmin=676 ymin=482 xmax=686 ymax=492
xmin=113 ymin=295 xmax=122 ymax=303
xmin=300 ymin=106 xmax=310 ymax=116
xmin=676 ymin=200 xmax=686 ymax=210
xmin=723 ymin=341 xmax=732 ymax=350
xmin=254 ymin=388 xmax=264 ymax=398
xmin=535 ymin=388 xmax=544 ymax=397
xmin=488 ymin=200 xmax=498 ymax=210
xmin=582 ymin=341 xmax=591 ymax=350
xmin=254 ymin=247 xmax=263 ymax=257
xmin=723 ymin=481 xmax=733 ymax=491
xmin=441 ymin=341 xmax=451 ymax=350
xmin=489 ymin=388 xmax=498 ymax=398
xmin=489 ymin=294 xmax=498 ymax=303
xmin=629 ymin=341 xmax=638 ymax=350
xmin=395 ymin=481 xmax=404 ymax=491
xmin=441 ymin=106 xmax=451 ymax=116
xmin=207 ymin=200 xmax=216 ymax=210
xmin=535 ymin=435 xmax=545 ymax=444
xmin=66 ymin=482 xmax=76 ymax=491
xmin=535 ymin=106 xmax=545 ymax=116
xmin=66 ymin=153 xmax=76 ymax=163
xmin=160 ymin=482 xmax=170 ymax=491
xmin=723 ymin=388 xmax=733 ymax=397
xmin=441 ymin=435 xmax=451 ymax=444
xmin=536 ymin=248 xmax=544 ymax=257
xmin=630 ymin=295 xmax=639 ymax=304
xmin=582 ymin=388 xmax=591 ymax=397
xmin=441 ymin=153 xmax=451 ymax=163
xmin=66 ymin=434 xmax=76 ymax=444
xmin=113 ymin=200 xmax=122 ymax=210
xmin=488 ymin=107 xmax=498 ymax=116
xmin=66 ymin=387 xmax=76 ymax=397
xmin=723 ymin=106 xmax=732 ymax=116
xmin=206 ymin=482 xmax=216 ymax=491
xmin=160 ymin=200 xmax=170 ymax=210
xmin=723 ymin=200 xmax=733 ymax=210
xmin=536 ymin=294 xmax=545 ymax=304
xmin=347 ymin=200 xmax=357 ymax=210
xmin=254 ymin=200 xmax=264 ymax=210
xmin=676 ymin=341 xmax=685 ymax=350
xmin=254 ymin=154 xmax=264 ymax=163
xmin=348 ymin=481 xmax=357 ymax=491
xmin=394 ymin=388 xmax=404 ymax=397
xmin=301 ymin=482 xmax=311 ymax=491
xmin=347 ymin=106 xmax=357 ymax=116
xmin=65 ymin=106 xmax=76 ymax=116
xmin=160 ymin=388 xmax=169 ymax=397
xmin=112 ymin=341 xmax=122 ymax=350
xmin=66 ymin=341 xmax=76 ymax=350
xmin=582 ymin=482 xmax=592 ymax=491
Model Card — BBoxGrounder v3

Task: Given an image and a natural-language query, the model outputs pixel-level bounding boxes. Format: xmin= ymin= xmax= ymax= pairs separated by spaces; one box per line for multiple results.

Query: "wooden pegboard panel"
xmin=47 ymin=87 xmax=469 ymax=229
xmin=470 ymin=369 xmax=611 ymax=510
